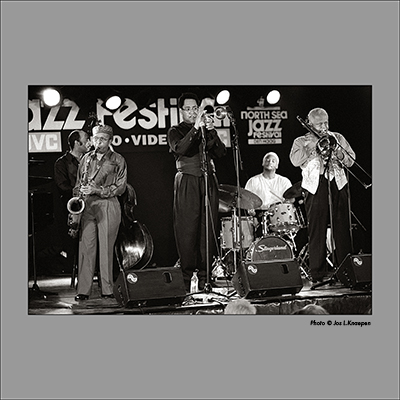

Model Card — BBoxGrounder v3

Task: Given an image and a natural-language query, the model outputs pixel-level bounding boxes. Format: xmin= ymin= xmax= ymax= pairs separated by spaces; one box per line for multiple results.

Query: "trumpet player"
xmin=167 ymin=93 xmax=226 ymax=292
xmin=290 ymin=108 xmax=355 ymax=284
xmin=73 ymin=124 xmax=127 ymax=301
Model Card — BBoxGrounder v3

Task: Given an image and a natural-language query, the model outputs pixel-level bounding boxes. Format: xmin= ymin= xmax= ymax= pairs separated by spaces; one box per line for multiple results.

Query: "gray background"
xmin=1 ymin=2 xmax=399 ymax=399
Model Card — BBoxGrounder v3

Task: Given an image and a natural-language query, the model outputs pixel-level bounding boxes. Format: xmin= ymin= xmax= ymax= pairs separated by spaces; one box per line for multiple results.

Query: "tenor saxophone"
xmin=66 ymin=152 xmax=94 ymax=238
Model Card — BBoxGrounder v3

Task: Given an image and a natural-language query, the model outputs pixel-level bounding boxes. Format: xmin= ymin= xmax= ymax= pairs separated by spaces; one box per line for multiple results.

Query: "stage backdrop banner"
xmin=28 ymin=89 xmax=291 ymax=153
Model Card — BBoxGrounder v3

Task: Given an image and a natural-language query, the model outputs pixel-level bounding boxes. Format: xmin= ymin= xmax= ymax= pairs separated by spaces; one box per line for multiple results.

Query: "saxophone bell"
xmin=67 ymin=196 xmax=85 ymax=215
xmin=67 ymin=197 xmax=84 ymax=238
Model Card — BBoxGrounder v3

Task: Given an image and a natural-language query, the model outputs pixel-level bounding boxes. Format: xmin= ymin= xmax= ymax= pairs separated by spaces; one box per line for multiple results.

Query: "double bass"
xmin=115 ymin=183 xmax=154 ymax=270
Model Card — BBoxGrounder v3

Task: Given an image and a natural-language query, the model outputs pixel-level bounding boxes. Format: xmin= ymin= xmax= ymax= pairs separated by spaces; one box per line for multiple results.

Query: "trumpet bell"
xmin=214 ymin=106 xmax=228 ymax=120
xmin=67 ymin=197 xmax=85 ymax=215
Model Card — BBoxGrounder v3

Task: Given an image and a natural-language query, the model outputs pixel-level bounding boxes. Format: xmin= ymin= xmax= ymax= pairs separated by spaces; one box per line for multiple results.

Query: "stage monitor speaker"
xmin=113 ymin=267 xmax=187 ymax=308
xmin=336 ymin=253 xmax=372 ymax=291
xmin=232 ymin=259 xmax=303 ymax=299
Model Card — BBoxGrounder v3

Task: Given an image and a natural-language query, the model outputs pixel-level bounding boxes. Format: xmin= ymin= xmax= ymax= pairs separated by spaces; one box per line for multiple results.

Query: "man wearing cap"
xmin=245 ymin=152 xmax=293 ymax=210
xmin=73 ymin=124 xmax=127 ymax=301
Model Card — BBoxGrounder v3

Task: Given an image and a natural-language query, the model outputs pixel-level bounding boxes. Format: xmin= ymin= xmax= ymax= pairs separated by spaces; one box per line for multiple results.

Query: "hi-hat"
xmin=219 ymin=184 xmax=262 ymax=210
xmin=283 ymin=181 xmax=304 ymax=199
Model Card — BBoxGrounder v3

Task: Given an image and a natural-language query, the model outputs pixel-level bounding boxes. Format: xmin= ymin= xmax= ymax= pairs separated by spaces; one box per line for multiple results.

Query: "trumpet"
xmin=214 ymin=106 xmax=230 ymax=120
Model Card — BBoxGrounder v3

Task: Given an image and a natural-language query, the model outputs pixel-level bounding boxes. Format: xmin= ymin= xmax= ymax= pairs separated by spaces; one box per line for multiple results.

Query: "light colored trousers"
xmin=77 ymin=196 xmax=121 ymax=296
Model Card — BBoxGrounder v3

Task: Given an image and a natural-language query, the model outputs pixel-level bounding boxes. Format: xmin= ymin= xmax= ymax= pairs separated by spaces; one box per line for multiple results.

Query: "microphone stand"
xmin=311 ymin=150 xmax=338 ymax=290
xmin=200 ymin=124 xmax=212 ymax=294
xmin=346 ymin=169 xmax=355 ymax=254
xmin=29 ymin=190 xmax=57 ymax=299
xmin=229 ymin=112 xmax=245 ymax=274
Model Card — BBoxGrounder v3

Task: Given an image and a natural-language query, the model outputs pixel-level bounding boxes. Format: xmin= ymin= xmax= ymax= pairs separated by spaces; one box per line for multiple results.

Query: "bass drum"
xmin=245 ymin=236 xmax=293 ymax=262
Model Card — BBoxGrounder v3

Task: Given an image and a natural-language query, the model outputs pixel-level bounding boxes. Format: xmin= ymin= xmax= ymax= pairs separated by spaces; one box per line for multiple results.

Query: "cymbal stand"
xmin=296 ymin=243 xmax=313 ymax=281
xmin=285 ymin=230 xmax=298 ymax=253
xmin=29 ymin=190 xmax=57 ymax=299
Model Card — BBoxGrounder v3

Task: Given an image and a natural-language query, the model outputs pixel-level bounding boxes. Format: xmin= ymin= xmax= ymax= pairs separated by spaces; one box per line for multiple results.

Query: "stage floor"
xmin=28 ymin=272 xmax=372 ymax=315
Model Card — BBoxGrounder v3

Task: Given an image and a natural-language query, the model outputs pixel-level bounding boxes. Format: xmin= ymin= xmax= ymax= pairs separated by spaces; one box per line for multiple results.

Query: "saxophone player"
xmin=74 ymin=125 xmax=127 ymax=301
xmin=290 ymin=108 xmax=355 ymax=284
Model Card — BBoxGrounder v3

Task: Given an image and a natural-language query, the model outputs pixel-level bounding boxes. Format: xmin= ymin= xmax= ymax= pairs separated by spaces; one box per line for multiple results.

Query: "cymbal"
xmin=219 ymin=184 xmax=263 ymax=210
xmin=218 ymin=201 xmax=231 ymax=213
xmin=283 ymin=181 xmax=304 ymax=199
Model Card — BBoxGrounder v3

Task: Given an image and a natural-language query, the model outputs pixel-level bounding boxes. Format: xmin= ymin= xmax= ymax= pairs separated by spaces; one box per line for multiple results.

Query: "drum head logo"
xmin=247 ymin=264 xmax=258 ymax=275
xmin=127 ymin=273 xmax=138 ymax=284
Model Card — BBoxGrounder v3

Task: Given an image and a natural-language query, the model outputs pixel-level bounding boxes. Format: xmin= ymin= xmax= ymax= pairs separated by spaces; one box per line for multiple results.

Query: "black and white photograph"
xmin=27 ymin=84 xmax=373 ymax=315
xmin=1 ymin=2 xmax=399 ymax=400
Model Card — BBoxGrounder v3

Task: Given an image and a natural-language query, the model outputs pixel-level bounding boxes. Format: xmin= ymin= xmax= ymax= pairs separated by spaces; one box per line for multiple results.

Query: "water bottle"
xmin=190 ymin=270 xmax=199 ymax=293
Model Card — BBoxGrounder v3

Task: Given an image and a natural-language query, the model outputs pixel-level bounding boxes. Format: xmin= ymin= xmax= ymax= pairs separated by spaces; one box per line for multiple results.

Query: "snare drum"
xmin=267 ymin=202 xmax=301 ymax=234
xmin=220 ymin=216 xmax=255 ymax=249
xmin=245 ymin=235 xmax=294 ymax=262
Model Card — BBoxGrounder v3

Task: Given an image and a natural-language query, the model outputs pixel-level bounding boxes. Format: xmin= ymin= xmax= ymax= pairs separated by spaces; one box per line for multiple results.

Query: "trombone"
xmin=296 ymin=116 xmax=372 ymax=189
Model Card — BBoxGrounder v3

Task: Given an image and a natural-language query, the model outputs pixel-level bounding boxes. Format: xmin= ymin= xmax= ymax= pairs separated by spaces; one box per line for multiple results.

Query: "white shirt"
xmin=245 ymin=173 xmax=292 ymax=210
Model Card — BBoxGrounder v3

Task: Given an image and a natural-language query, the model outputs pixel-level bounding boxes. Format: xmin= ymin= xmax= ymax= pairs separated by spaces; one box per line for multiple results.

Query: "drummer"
xmin=245 ymin=152 xmax=294 ymax=234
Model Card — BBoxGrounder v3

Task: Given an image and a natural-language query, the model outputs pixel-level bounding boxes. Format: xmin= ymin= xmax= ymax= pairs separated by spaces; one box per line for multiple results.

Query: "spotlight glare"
xmin=43 ymin=88 xmax=61 ymax=107
xmin=105 ymin=96 xmax=122 ymax=110
xmin=216 ymin=90 xmax=230 ymax=105
xmin=266 ymin=90 xmax=280 ymax=105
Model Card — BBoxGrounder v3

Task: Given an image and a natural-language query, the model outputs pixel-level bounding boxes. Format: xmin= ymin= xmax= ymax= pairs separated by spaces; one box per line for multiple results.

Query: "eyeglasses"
xmin=181 ymin=106 xmax=199 ymax=113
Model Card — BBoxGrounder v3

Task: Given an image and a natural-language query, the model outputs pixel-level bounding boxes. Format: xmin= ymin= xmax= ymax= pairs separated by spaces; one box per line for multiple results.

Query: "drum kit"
xmin=212 ymin=181 xmax=312 ymax=282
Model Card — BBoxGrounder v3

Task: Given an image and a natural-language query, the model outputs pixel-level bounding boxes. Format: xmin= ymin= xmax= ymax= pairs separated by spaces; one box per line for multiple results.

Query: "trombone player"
xmin=290 ymin=108 xmax=355 ymax=284
xmin=73 ymin=124 xmax=127 ymax=301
